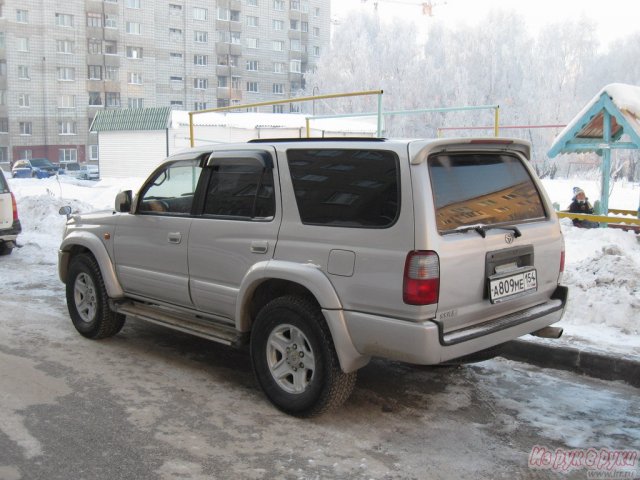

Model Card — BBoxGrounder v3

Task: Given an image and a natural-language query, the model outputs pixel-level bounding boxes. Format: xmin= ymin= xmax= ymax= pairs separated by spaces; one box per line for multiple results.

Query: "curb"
xmin=500 ymin=340 xmax=640 ymax=388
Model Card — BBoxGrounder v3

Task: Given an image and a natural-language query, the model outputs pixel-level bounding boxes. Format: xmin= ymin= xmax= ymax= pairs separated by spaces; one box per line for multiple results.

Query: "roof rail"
xmin=248 ymin=137 xmax=387 ymax=143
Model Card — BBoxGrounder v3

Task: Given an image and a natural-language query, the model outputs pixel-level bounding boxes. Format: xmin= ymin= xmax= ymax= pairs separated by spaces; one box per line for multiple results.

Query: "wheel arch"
xmin=59 ymin=232 xmax=124 ymax=299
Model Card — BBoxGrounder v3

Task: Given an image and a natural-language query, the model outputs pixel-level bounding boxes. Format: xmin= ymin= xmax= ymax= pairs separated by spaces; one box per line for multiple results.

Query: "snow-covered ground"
xmin=3 ymin=174 xmax=640 ymax=358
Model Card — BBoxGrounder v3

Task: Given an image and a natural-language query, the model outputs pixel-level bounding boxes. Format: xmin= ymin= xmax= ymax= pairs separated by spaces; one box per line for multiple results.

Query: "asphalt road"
xmin=1 ymin=253 xmax=639 ymax=480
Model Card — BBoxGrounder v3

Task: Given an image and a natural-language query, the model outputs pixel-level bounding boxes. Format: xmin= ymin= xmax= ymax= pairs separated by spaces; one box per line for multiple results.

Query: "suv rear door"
xmin=0 ymin=170 xmax=13 ymax=229
xmin=411 ymin=140 xmax=563 ymax=335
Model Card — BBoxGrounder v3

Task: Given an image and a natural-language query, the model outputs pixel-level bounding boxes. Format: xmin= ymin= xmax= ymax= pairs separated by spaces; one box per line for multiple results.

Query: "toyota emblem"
xmin=505 ymin=233 xmax=515 ymax=244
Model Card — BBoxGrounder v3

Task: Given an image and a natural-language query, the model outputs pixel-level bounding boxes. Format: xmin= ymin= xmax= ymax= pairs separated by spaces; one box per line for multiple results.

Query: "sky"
xmin=330 ymin=0 xmax=639 ymax=47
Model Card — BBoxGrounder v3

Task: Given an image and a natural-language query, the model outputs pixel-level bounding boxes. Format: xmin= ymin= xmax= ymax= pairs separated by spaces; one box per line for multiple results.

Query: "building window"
xmin=217 ymin=7 xmax=229 ymax=20
xmin=273 ymin=62 xmax=286 ymax=73
xmin=0 ymin=118 xmax=8 ymax=133
xmin=55 ymin=13 xmax=74 ymax=27
xmin=88 ymin=65 xmax=102 ymax=80
xmin=0 ymin=33 xmax=4 ymax=49
xmin=194 ymin=102 xmax=207 ymax=110
xmin=248 ymin=0 xmax=258 ymax=5
xmin=194 ymin=54 xmax=208 ymax=66
xmin=290 ymin=60 xmax=302 ymax=73
xmin=87 ymin=13 xmax=102 ymax=27
xmin=18 ymin=66 xmax=30 ymax=80
xmin=106 ymin=92 xmax=120 ymax=107
xmin=273 ymin=83 xmax=284 ymax=95
xmin=273 ymin=104 xmax=284 ymax=113
xmin=169 ymin=28 xmax=183 ymax=42
xmin=126 ymin=22 xmax=141 ymax=35
xmin=126 ymin=46 xmax=143 ymax=59
xmin=170 ymin=75 xmax=183 ymax=82
xmin=128 ymin=97 xmax=144 ymax=108
xmin=290 ymin=19 xmax=299 ymax=30
xmin=128 ymin=72 xmax=142 ymax=84
xmin=18 ymin=93 xmax=30 ymax=107
xmin=247 ymin=16 xmax=258 ymax=27
xmin=169 ymin=3 xmax=182 ymax=15
xmin=170 ymin=52 xmax=183 ymax=61
xmin=314 ymin=7 xmax=320 ymax=16
xmin=290 ymin=39 xmax=301 ymax=51
xmin=105 ymin=66 xmax=119 ymax=81
xmin=58 ymin=121 xmax=77 ymax=135
xmin=313 ymin=26 xmax=320 ymax=37
xmin=88 ymin=39 xmax=102 ymax=54
xmin=89 ymin=145 xmax=99 ymax=160
xmin=59 ymin=149 xmax=77 ymax=162
xmin=58 ymin=94 xmax=76 ymax=109
xmin=194 ymin=31 xmax=208 ymax=43
xmin=16 ymin=9 xmax=29 ymax=23
xmin=194 ymin=78 xmax=208 ymax=89
xmin=170 ymin=100 xmax=183 ymax=107
xmin=89 ymin=92 xmax=103 ymax=106
xmin=218 ymin=76 xmax=228 ymax=88
xmin=313 ymin=46 xmax=320 ymax=56
xmin=273 ymin=19 xmax=283 ymax=30
xmin=246 ymin=81 xmax=258 ymax=93
xmin=19 ymin=122 xmax=32 ymax=135
xmin=301 ymin=21 xmax=308 ymax=32
xmin=104 ymin=41 xmax=118 ymax=55
xmin=0 ymin=147 xmax=8 ymax=163
xmin=104 ymin=14 xmax=118 ymax=28
xmin=126 ymin=0 xmax=141 ymax=8
xmin=56 ymin=39 xmax=74 ymax=54
xmin=230 ymin=10 xmax=240 ymax=21
xmin=57 ymin=67 xmax=75 ymax=81
xmin=193 ymin=7 xmax=208 ymax=20
xmin=20 ymin=149 xmax=33 ymax=160
xmin=272 ymin=40 xmax=284 ymax=52
xmin=246 ymin=60 xmax=258 ymax=71
xmin=273 ymin=0 xmax=285 ymax=11
xmin=0 ymin=90 xmax=6 ymax=105
xmin=290 ymin=0 xmax=300 ymax=10
xmin=17 ymin=37 xmax=29 ymax=52
xmin=231 ymin=76 xmax=241 ymax=89
xmin=246 ymin=38 xmax=258 ymax=49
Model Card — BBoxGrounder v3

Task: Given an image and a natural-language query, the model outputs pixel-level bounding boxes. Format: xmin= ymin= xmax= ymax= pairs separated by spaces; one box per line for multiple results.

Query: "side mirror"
xmin=115 ymin=190 xmax=133 ymax=213
xmin=58 ymin=206 xmax=72 ymax=218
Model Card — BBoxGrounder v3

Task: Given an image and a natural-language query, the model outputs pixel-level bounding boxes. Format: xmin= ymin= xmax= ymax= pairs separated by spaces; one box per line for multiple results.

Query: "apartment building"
xmin=0 ymin=0 xmax=330 ymax=165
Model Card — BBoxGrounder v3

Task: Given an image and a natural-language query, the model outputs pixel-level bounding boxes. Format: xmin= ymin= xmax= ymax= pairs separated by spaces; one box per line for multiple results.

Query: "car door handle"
xmin=250 ymin=241 xmax=269 ymax=254
xmin=168 ymin=232 xmax=182 ymax=244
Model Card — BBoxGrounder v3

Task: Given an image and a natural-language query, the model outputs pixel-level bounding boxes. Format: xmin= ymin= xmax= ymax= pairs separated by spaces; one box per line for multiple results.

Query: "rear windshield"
xmin=287 ymin=149 xmax=400 ymax=228
xmin=0 ymin=170 xmax=8 ymax=193
xmin=428 ymin=153 xmax=546 ymax=233
xmin=31 ymin=159 xmax=52 ymax=167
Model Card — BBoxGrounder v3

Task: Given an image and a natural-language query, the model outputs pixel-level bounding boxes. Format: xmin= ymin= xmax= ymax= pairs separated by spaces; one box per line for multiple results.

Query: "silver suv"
xmin=58 ymin=138 xmax=567 ymax=416
xmin=0 ymin=169 xmax=21 ymax=255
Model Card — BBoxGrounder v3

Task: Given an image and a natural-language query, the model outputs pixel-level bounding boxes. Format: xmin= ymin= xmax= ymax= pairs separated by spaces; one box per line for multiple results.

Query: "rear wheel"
xmin=66 ymin=253 xmax=125 ymax=339
xmin=0 ymin=242 xmax=13 ymax=256
xmin=250 ymin=296 xmax=357 ymax=417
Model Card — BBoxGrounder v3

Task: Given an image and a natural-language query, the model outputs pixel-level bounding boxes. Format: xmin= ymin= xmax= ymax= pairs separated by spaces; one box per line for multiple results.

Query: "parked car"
xmin=58 ymin=137 xmax=567 ymax=416
xmin=11 ymin=158 xmax=59 ymax=178
xmin=0 ymin=169 xmax=21 ymax=255
xmin=60 ymin=162 xmax=80 ymax=175
xmin=77 ymin=164 xmax=99 ymax=180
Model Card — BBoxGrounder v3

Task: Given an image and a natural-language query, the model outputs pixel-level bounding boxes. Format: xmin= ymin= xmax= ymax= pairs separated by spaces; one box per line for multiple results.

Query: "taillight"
xmin=10 ymin=192 xmax=18 ymax=221
xmin=403 ymin=251 xmax=440 ymax=305
xmin=559 ymin=249 xmax=565 ymax=273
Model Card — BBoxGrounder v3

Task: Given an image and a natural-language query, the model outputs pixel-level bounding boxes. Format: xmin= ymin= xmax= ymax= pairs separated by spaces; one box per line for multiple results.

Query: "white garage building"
xmin=91 ymin=107 xmax=377 ymax=179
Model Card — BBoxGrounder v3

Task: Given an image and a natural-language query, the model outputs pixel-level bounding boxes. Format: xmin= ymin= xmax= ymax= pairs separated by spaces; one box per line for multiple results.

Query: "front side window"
xmin=139 ymin=161 xmax=203 ymax=215
xmin=203 ymin=158 xmax=275 ymax=219
xmin=287 ymin=149 xmax=400 ymax=228
xmin=428 ymin=153 xmax=546 ymax=233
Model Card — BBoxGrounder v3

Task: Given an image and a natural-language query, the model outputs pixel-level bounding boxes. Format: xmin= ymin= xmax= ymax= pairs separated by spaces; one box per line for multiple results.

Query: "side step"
xmin=113 ymin=301 xmax=248 ymax=347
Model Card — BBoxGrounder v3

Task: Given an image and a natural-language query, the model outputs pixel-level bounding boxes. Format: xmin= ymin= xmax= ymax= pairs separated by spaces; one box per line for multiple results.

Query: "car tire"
xmin=66 ymin=253 xmax=125 ymax=339
xmin=0 ymin=243 xmax=13 ymax=256
xmin=250 ymin=296 xmax=357 ymax=417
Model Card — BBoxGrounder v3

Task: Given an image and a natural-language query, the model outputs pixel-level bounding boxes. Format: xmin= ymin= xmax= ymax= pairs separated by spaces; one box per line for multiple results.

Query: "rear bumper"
xmin=342 ymin=285 xmax=568 ymax=365
xmin=0 ymin=220 xmax=21 ymax=242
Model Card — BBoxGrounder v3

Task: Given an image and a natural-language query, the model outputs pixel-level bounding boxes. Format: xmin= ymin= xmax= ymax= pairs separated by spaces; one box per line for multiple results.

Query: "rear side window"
xmin=287 ymin=149 xmax=400 ymax=228
xmin=429 ymin=153 xmax=546 ymax=233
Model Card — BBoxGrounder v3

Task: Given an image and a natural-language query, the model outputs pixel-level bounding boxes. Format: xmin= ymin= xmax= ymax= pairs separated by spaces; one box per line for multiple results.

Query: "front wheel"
xmin=250 ymin=296 xmax=357 ymax=417
xmin=66 ymin=253 xmax=125 ymax=339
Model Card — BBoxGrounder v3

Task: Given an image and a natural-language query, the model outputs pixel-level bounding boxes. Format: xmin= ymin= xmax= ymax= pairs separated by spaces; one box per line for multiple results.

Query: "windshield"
xmin=428 ymin=153 xmax=546 ymax=233
xmin=31 ymin=159 xmax=53 ymax=167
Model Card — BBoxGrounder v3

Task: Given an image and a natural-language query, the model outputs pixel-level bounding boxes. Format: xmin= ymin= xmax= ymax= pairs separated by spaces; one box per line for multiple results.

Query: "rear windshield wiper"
xmin=443 ymin=224 xmax=522 ymax=238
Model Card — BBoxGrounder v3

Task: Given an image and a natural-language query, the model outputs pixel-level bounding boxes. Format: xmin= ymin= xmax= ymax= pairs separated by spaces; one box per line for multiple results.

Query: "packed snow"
xmin=3 ymin=173 xmax=639 ymax=358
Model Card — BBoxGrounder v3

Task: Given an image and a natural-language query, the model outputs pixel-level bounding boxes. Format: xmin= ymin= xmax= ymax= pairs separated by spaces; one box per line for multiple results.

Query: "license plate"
xmin=489 ymin=268 xmax=537 ymax=303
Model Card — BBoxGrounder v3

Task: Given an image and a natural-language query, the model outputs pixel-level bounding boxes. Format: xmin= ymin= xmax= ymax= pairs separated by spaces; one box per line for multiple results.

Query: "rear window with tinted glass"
xmin=287 ymin=149 xmax=399 ymax=228
xmin=428 ymin=153 xmax=546 ymax=233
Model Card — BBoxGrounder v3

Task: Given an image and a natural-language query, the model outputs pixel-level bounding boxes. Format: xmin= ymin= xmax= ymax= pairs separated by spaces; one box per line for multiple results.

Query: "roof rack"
xmin=248 ymin=137 xmax=387 ymax=143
